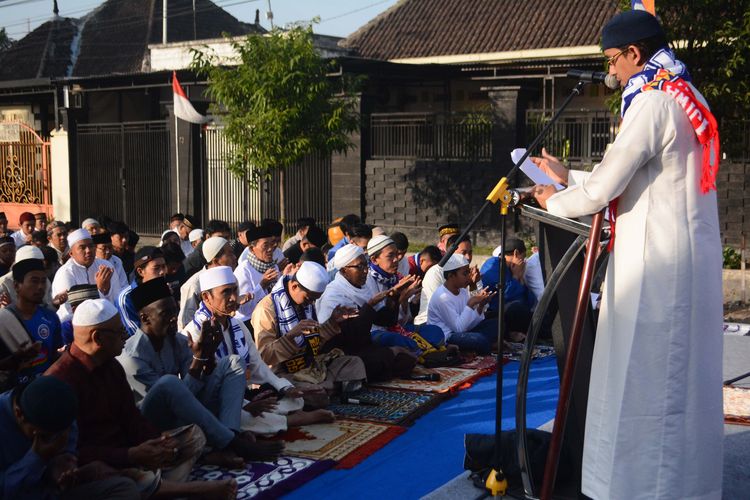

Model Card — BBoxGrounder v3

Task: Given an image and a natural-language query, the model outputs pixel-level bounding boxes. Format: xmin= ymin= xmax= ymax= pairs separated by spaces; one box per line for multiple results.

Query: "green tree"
xmin=611 ymin=1 xmax=750 ymax=122
xmin=190 ymin=25 xmax=360 ymax=227
xmin=0 ymin=28 xmax=14 ymax=52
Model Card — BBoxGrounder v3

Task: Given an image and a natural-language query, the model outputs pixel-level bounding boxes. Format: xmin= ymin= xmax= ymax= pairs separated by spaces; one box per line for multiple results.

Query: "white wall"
xmin=50 ymin=128 xmax=72 ymax=222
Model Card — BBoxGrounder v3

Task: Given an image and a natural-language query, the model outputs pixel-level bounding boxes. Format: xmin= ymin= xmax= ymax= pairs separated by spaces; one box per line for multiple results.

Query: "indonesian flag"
xmin=172 ymin=71 xmax=208 ymax=124
xmin=632 ymin=0 xmax=655 ymax=15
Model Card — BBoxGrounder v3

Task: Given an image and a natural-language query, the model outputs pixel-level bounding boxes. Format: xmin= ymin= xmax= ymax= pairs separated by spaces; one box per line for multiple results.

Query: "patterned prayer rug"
xmin=368 ymin=366 xmax=484 ymax=394
xmin=503 ymin=342 xmax=556 ymax=362
xmin=188 ymin=456 xmax=334 ymax=499
xmin=456 ymin=354 xmax=503 ymax=374
xmin=724 ymin=385 xmax=750 ymax=426
xmin=328 ymin=387 xmax=444 ymax=425
xmin=275 ymin=419 xmax=406 ymax=469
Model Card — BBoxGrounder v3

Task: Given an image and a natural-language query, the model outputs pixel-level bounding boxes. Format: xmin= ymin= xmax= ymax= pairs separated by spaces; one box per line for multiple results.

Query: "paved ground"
xmin=423 ymin=337 xmax=750 ymax=500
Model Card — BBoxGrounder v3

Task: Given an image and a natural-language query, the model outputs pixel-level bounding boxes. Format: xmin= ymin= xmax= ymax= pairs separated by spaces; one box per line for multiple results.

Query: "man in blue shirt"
xmin=0 ymin=376 xmax=138 ymax=499
xmin=480 ymin=237 xmax=537 ymax=342
xmin=0 ymin=259 xmax=62 ymax=386
xmin=116 ymin=246 xmax=167 ymax=336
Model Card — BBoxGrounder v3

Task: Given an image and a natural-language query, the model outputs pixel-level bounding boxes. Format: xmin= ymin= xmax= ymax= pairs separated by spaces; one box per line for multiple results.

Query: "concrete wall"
xmin=363 ymin=158 xmax=532 ymax=247
xmin=331 ymin=128 xmax=363 ymax=219
xmin=717 ymin=161 xmax=750 ymax=248
xmin=50 ymin=128 xmax=72 ymax=222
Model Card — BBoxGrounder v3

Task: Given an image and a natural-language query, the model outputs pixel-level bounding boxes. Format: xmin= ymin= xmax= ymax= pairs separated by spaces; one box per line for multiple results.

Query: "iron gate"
xmin=202 ymin=126 xmax=332 ymax=229
xmin=77 ymin=121 xmax=171 ymax=235
xmin=0 ymin=121 xmax=53 ymax=225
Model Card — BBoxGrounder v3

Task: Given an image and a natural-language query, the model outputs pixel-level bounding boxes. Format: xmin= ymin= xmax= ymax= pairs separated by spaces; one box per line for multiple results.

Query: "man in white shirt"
xmin=92 ymin=232 xmax=128 ymax=291
xmin=427 ymin=254 xmax=496 ymax=354
xmin=178 ymin=237 xmax=237 ymax=329
xmin=11 ymin=212 xmax=35 ymax=248
xmin=46 ymin=221 xmax=68 ymax=265
xmin=51 ymin=228 xmax=121 ymax=320
xmin=414 ymin=234 xmax=481 ymax=325
xmin=234 ymin=224 xmax=281 ymax=322
xmin=177 ymin=215 xmax=197 ymax=257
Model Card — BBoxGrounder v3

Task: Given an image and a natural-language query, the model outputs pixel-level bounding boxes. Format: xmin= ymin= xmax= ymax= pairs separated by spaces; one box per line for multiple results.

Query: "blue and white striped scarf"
xmin=191 ymin=301 xmax=250 ymax=364
xmin=270 ymin=276 xmax=317 ymax=348
xmin=368 ymin=262 xmax=399 ymax=289
xmin=620 ymin=47 xmax=690 ymax=117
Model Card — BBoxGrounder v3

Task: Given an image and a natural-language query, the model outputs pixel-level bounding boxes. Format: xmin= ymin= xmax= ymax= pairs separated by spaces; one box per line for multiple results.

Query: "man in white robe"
xmin=234 ymin=224 xmax=280 ymax=322
xmin=532 ymin=11 xmax=723 ymax=500
xmin=52 ymin=229 xmax=121 ymax=321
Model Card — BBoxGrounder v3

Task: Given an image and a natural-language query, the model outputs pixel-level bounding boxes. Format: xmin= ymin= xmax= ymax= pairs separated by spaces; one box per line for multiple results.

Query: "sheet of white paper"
xmin=511 ymin=148 xmax=565 ymax=190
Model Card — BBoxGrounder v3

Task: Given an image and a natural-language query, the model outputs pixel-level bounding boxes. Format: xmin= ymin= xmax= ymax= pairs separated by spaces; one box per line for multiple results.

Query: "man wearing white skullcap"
xmin=0 ymin=244 xmax=56 ymax=308
xmin=427 ymin=254 xmax=497 ymax=354
xmin=52 ymin=229 xmax=121 ymax=321
xmin=177 ymin=237 xmax=237 ymax=330
xmin=253 ymin=261 xmax=366 ymax=408
xmin=184 ymin=266 xmax=334 ymax=434
xmin=317 ymin=244 xmax=416 ymax=381
xmin=189 ymin=229 xmax=204 ymax=247
xmin=47 ymin=298 xmax=236 ymax=497
xmin=364 ymin=236 xmax=446 ymax=354
xmin=80 ymin=218 xmax=101 ymax=235
xmin=414 ymin=233 xmax=482 ymax=326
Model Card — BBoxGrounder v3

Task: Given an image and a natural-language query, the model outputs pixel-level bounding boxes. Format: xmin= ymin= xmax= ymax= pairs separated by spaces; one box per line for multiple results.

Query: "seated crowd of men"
xmin=0 ymin=210 xmax=542 ymax=499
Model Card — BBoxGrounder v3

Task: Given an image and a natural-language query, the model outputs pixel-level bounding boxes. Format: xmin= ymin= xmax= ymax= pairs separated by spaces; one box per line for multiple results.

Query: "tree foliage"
xmin=190 ymin=25 xmax=360 ymax=184
xmin=0 ymin=28 xmax=14 ymax=52
xmin=613 ymin=0 xmax=750 ymax=121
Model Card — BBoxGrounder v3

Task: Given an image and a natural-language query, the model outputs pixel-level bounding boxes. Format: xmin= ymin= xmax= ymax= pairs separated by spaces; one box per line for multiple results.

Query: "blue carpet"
xmin=285 ymin=357 xmax=560 ymax=500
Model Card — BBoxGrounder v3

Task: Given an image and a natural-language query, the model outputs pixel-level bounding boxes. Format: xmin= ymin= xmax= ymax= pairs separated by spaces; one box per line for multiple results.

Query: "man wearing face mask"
xmin=531 ymin=10 xmax=723 ymax=500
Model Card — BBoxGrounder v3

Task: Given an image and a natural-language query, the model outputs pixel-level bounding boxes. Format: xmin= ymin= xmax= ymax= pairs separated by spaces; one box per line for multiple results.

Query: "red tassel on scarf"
xmin=608 ymin=70 xmax=721 ymax=253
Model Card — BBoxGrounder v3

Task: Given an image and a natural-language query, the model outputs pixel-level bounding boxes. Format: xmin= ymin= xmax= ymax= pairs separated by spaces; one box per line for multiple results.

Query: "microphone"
xmin=405 ymin=373 xmax=441 ymax=382
xmin=567 ymin=69 xmax=619 ymax=90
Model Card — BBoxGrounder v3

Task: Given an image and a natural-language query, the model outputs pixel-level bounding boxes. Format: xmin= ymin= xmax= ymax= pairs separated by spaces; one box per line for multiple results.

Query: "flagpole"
xmin=175 ymin=113 xmax=181 ymax=213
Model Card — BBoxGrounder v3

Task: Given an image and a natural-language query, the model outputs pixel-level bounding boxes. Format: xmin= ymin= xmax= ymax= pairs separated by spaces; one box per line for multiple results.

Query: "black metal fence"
xmin=369 ymin=112 xmax=493 ymax=161
xmin=202 ymin=126 xmax=332 ymax=229
xmin=77 ymin=121 xmax=171 ymax=235
xmin=525 ymin=109 xmax=617 ymax=168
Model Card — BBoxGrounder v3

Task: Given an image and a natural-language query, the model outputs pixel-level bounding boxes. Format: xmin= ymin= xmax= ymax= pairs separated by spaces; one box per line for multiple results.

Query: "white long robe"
xmin=546 ymin=89 xmax=723 ymax=500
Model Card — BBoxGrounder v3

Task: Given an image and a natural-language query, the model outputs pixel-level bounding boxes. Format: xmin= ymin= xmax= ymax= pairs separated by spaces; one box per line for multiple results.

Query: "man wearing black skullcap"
xmin=118 ymin=277 xmax=282 ymax=463
xmin=532 ymin=10 xmax=723 ymax=499
xmin=234 ymin=222 xmax=283 ymax=322
xmin=0 ymin=376 xmax=140 ymax=499
xmin=92 ymin=232 xmax=128 ymax=294
xmin=106 ymin=221 xmax=133 ymax=276
xmin=116 ymin=246 xmax=167 ymax=337
xmin=0 ymin=259 xmax=62 ymax=387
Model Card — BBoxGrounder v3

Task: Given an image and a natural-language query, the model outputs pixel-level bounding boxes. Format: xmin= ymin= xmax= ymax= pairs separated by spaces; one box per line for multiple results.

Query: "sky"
xmin=0 ymin=0 xmax=400 ymax=41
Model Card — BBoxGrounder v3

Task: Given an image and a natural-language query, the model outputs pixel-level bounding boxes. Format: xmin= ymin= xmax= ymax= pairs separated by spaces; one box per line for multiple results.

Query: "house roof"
xmin=0 ymin=0 xmax=264 ymax=81
xmin=341 ymin=0 xmax=619 ymax=62
xmin=0 ymin=18 xmax=78 ymax=81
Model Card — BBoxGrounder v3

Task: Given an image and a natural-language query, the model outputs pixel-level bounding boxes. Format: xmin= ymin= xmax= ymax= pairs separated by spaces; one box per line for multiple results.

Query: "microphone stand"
xmin=439 ymin=80 xmax=587 ymax=498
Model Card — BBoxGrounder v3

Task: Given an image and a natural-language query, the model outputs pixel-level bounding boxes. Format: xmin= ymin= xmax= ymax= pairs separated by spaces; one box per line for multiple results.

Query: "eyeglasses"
xmin=344 ymin=263 xmax=368 ymax=271
xmin=606 ymin=48 xmax=627 ymax=69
